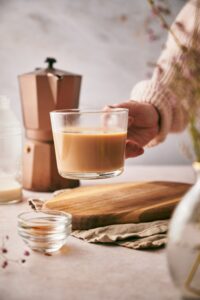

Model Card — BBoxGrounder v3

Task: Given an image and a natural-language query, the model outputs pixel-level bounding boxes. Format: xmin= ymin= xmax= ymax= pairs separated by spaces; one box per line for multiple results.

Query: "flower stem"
xmin=147 ymin=0 xmax=185 ymax=51
xmin=189 ymin=116 xmax=200 ymax=162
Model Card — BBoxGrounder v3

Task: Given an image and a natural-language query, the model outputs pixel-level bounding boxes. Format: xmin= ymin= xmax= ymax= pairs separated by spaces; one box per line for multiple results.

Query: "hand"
xmin=110 ymin=101 xmax=160 ymax=158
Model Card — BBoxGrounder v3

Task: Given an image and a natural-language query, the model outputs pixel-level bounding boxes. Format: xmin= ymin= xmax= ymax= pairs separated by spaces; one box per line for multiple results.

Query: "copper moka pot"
xmin=18 ymin=57 xmax=82 ymax=191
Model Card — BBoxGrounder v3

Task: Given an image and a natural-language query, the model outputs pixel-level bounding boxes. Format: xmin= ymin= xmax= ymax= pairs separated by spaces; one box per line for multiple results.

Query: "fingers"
xmin=110 ymin=101 xmax=159 ymax=128
xmin=107 ymin=101 xmax=143 ymax=127
xmin=125 ymin=140 xmax=144 ymax=159
xmin=104 ymin=105 xmax=134 ymax=128
xmin=108 ymin=101 xmax=134 ymax=111
xmin=128 ymin=116 xmax=134 ymax=128
xmin=104 ymin=104 xmax=145 ymax=158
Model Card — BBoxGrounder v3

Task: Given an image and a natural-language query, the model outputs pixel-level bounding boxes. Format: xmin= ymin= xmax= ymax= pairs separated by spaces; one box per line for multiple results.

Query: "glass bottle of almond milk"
xmin=0 ymin=95 xmax=22 ymax=204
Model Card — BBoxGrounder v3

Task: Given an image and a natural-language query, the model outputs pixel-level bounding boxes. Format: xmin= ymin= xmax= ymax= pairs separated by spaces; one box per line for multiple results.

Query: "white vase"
xmin=167 ymin=162 xmax=200 ymax=299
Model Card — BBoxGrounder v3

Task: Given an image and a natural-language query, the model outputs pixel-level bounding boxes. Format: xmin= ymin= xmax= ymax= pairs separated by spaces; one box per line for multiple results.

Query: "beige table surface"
xmin=0 ymin=165 xmax=195 ymax=300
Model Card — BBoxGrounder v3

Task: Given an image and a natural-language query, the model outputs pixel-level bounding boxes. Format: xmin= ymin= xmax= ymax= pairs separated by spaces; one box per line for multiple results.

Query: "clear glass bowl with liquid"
xmin=18 ymin=210 xmax=72 ymax=253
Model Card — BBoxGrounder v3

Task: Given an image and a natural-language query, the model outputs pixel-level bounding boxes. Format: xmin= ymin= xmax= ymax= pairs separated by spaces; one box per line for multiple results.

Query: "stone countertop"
xmin=0 ymin=165 xmax=194 ymax=300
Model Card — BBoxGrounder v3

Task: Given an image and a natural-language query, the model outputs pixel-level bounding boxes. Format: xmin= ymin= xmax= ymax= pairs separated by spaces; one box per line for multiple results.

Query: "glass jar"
xmin=167 ymin=162 xmax=200 ymax=299
xmin=0 ymin=95 xmax=22 ymax=204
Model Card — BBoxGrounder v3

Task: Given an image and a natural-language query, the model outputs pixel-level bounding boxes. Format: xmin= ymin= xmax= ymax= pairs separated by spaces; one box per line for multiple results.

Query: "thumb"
xmin=125 ymin=140 xmax=144 ymax=159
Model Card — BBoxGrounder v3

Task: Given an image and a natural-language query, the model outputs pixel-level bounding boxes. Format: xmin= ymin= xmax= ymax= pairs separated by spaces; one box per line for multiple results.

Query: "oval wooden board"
xmin=43 ymin=181 xmax=191 ymax=230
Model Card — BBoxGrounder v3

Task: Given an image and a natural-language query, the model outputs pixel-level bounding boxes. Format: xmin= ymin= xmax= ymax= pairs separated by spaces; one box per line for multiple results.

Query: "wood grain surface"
xmin=43 ymin=181 xmax=191 ymax=229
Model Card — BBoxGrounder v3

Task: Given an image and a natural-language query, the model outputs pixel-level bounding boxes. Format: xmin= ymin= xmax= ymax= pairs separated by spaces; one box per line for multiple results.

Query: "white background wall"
xmin=0 ymin=0 xmax=190 ymax=165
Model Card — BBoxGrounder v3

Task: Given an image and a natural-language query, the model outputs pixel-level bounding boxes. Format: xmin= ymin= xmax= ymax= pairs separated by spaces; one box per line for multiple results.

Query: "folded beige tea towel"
xmin=71 ymin=220 xmax=169 ymax=250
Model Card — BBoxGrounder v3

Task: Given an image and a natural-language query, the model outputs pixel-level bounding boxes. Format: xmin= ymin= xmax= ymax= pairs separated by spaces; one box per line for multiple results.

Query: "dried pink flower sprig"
xmin=147 ymin=0 xmax=200 ymax=161
xmin=0 ymin=235 xmax=30 ymax=269
xmin=147 ymin=0 xmax=185 ymax=49
xmin=144 ymin=0 xmax=172 ymax=43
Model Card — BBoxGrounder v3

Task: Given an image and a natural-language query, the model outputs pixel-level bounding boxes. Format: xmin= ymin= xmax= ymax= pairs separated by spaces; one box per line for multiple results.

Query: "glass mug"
xmin=50 ymin=108 xmax=128 ymax=180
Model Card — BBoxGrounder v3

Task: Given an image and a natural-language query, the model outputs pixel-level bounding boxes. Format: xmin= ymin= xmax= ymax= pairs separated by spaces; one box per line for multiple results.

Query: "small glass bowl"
xmin=18 ymin=210 xmax=72 ymax=253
